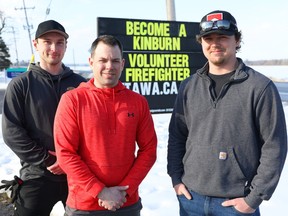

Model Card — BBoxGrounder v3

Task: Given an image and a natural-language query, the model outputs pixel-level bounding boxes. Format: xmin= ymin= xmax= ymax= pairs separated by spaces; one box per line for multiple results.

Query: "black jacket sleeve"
xmin=2 ymin=78 xmax=50 ymax=166
xmin=167 ymin=79 xmax=189 ymax=186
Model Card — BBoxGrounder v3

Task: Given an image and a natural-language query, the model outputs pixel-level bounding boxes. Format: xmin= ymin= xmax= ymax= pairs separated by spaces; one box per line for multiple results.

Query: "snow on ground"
xmin=0 ymin=68 xmax=288 ymax=215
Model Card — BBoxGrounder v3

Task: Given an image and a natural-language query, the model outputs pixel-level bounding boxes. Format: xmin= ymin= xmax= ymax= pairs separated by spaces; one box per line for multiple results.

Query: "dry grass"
xmin=0 ymin=192 xmax=14 ymax=216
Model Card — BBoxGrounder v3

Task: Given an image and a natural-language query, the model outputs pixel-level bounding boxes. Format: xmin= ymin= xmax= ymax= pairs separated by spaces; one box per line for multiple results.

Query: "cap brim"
xmin=36 ymin=30 xmax=69 ymax=39
xmin=199 ymin=29 xmax=235 ymax=37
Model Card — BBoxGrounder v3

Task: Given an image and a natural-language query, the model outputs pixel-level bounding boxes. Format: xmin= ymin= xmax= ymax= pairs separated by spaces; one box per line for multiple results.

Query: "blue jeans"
xmin=177 ymin=190 xmax=260 ymax=216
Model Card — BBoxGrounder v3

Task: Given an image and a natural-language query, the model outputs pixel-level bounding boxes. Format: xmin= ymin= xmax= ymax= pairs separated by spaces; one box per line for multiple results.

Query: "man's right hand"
xmin=174 ymin=183 xmax=192 ymax=200
xmin=97 ymin=185 xmax=129 ymax=211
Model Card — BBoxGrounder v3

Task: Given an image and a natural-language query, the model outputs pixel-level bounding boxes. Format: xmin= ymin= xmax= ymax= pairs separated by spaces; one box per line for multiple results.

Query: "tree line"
xmin=244 ymin=59 xmax=288 ymax=66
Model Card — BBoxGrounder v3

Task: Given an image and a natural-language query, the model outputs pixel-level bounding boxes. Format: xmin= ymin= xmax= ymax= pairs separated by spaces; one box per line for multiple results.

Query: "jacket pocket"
xmin=182 ymin=145 xmax=247 ymax=198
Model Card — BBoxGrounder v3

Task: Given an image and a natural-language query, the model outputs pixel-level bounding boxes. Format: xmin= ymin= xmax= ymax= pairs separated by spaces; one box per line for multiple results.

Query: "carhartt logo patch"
xmin=219 ymin=151 xmax=227 ymax=160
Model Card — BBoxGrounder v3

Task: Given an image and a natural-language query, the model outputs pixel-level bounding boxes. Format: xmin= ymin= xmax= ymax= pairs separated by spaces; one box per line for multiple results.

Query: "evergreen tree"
xmin=0 ymin=11 xmax=11 ymax=70
xmin=0 ymin=34 xmax=12 ymax=70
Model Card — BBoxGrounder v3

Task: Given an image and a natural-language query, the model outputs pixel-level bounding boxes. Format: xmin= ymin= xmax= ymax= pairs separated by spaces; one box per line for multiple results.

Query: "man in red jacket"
xmin=54 ymin=35 xmax=157 ymax=216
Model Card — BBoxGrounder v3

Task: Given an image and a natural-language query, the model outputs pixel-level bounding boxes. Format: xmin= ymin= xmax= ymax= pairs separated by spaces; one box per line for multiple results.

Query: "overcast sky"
xmin=1 ymin=0 xmax=287 ymax=64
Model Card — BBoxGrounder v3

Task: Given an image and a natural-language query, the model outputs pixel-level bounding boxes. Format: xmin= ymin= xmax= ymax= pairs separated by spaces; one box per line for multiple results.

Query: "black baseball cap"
xmin=198 ymin=10 xmax=238 ymax=37
xmin=35 ymin=20 xmax=69 ymax=39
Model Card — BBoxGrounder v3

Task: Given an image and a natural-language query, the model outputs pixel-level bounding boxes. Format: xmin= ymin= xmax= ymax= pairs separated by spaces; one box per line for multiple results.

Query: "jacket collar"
xmin=197 ymin=58 xmax=248 ymax=82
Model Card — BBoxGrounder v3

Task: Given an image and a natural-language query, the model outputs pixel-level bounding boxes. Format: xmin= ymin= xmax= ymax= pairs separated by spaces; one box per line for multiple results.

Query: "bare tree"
xmin=0 ymin=11 xmax=6 ymax=33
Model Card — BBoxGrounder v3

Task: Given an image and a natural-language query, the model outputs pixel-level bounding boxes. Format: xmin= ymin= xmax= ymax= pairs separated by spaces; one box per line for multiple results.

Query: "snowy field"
xmin=0 ymin=66 xmax=288 ymax=215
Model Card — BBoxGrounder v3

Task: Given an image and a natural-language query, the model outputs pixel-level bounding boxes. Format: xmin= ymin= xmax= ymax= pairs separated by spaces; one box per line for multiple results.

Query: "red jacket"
xmin=54 ymin=79 xmax=157 ymax=210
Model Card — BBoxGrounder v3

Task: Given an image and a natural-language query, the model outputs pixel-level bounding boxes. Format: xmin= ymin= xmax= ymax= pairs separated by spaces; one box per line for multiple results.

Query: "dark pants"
xmin=13 ymin=177 xmax=68 ymax=216
xmin=65 ymin=199 xmax=142 ymax=216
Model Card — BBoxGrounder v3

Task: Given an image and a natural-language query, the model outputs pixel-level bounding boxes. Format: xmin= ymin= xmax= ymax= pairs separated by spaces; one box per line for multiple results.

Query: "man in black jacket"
xmin=1 ymin=20 xmax=86 ymax=216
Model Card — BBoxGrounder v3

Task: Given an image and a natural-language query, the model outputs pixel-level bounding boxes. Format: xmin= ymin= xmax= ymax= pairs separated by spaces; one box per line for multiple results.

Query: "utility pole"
xmin=45 ymin=0 xmax=53 ymax=20
xmin=9 ymin=26 xmax=19 ymax=66
xmin=15 ymin=0 xmax=35 ymax=56
xmin=166 ymin=0 xmax=176 ymax=21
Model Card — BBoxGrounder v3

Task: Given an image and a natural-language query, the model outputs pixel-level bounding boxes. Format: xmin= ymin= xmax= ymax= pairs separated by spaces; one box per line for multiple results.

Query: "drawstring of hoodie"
xmin=112 ymin=88 xmax=116 ymax=134
xmin=47 ymin=73 xmax=61 ymax=103
xmin=37 ymin=62 xmax=64 ymax=103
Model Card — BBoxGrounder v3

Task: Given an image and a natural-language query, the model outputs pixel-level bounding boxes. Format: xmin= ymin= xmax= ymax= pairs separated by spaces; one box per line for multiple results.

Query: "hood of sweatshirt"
xmin=28 ymin=63 xmax=74 ymax=80
xmin=78 ymin=78 xmax=127 ymax=133
xmin=78 ymin=78 xmax=126 ymax=94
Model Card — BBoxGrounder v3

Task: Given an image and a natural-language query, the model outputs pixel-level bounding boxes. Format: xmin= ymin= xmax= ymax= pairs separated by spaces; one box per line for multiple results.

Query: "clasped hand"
xmin=97 ymin=185 xmax=129 ymax=211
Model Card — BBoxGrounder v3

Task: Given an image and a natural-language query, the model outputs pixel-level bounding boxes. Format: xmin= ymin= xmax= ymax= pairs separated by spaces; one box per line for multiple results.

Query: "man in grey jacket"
xmin=167 ymin=10 xmax=287 ymax=216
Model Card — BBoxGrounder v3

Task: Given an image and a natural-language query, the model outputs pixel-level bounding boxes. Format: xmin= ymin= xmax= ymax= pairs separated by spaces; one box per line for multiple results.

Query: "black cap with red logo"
xmin=198 ymin=10 xmax=238 ymax=37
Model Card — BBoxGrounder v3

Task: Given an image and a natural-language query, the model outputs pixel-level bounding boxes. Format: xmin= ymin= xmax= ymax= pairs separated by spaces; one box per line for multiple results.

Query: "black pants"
xmin=14 ymin=177 xmax=68 ymax=216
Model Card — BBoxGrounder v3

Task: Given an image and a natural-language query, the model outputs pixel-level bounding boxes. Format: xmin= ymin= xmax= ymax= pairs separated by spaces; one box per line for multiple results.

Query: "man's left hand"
xmin=222 ymin=197 xmax=255 ymax=213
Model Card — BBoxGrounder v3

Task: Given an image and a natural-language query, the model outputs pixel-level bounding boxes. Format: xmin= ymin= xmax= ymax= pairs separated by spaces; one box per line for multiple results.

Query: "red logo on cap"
xmin=207 ymin=13 xmax=223 ymax=21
